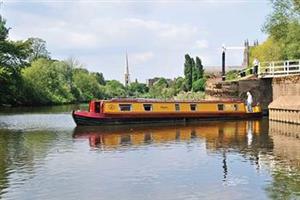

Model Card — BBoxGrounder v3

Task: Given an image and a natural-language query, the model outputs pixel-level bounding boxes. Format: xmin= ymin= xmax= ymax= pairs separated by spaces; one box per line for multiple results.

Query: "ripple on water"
xmin=0 ymin=113 xmax=75 ymax=131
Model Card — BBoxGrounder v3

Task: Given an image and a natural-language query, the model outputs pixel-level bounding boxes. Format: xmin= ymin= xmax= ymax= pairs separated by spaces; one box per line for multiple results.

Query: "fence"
xmin=258 ymin=60 xmax=300 ymax=78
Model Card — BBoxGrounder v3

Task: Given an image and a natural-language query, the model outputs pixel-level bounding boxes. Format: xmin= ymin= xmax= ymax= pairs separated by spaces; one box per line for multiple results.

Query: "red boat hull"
xmin=72 ymin=110 xmax=262 ymax=126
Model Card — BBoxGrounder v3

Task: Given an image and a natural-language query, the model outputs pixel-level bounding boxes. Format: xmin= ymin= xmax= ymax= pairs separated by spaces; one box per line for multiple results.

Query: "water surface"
xmin=0 ymin=105 xmax=299 ymax=200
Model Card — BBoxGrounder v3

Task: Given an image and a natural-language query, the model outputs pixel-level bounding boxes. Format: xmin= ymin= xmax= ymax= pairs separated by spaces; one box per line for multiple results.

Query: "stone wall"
xmin=269 ymin=75 xmax=300 ymax=124
xmin=205 ymin=80 xmax=239 ymax=99
xmin=269 ymin=95 xmax=300 ymax=124
xmin=205 ymin=74 xmax=300 ymax=119
xmin=205 ymin=78 xmax=273 ymax=113
xmin=272 ymin=75 xmax=300 ymax=99
xmin=238 ymin=78 xmax=272 ymax=113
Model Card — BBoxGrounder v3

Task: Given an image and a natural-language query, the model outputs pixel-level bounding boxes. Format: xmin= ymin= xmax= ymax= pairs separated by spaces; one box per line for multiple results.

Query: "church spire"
xmin=124 ymin=52 xmax=130 ymax=86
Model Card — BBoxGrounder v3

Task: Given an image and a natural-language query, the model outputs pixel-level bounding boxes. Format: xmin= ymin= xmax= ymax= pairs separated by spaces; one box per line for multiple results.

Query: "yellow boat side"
xmin=102 ymin=101 xmax=249 ymax=114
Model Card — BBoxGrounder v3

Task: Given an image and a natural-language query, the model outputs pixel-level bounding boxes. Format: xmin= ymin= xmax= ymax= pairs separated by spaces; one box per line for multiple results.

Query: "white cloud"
xmin=195 ymin=40 xmax=209 ymax=49
xmin=9 ymin=14 xmax=201 ymax=52
xmin=131 ymin=51 xmax=154 ymax=65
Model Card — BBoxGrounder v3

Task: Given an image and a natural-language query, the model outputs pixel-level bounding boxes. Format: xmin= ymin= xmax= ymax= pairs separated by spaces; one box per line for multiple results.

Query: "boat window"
xmin=95 ymin=102 xmax=101 ymax=113
xmin=233 ymin=104 xmax=238 ymax=111
xmin=119 ymin=104 xmax=132 ymax=111
xmin=120 ymin=135 xmax=131 ymax=144
xmin=143 ymin=104 xmax=152 ymax=111
xmin=175 ymin=103 xmax=180 ymax=111
xmin=190 ymin=104 xmax=197 ymax=111
xmin=218 ymin=104 xmax=224 ymax=111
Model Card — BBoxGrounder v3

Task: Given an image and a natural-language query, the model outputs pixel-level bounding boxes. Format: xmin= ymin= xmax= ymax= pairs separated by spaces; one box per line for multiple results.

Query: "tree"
xmin=174 ymin=77 xmax=187 ymax=92
xmin=127 ymin=82 xmax=148 ymax=97
xmin=0 ymin=15 xmax=9 ymax=41
xmin=284 ymin=21 xmax=300 ymax=59
xmin=184 ymin=54 xmax=206 ymax=92
xmin=72 ymin=68 xmax=105 ymax=101
xmin=22 ymin=58 xmax=76 ymax=104
xmin=192 ymin=79 xmax=206 ymax=92
xmin=104 ymin=80 xmax=126 ymax=98
xmin=148 ymin=78 xmax=169 ymax=98
xmin=0 ymin=15 xmax=32 ymax=105
xmin=263 ymin=0 xmax=294 ymax=40
xmin=184 ymin=54 xmax=194 ymax=91
xmin=92 ymin=72 xmax=106 ymax=85
xmin=195 ymin=56 xmax=204 ymax=79
xmin=261 ymin=0 xmax=300 ymax=60
xmin=249 ymin=37 xmax=284 ymax=63
xmin=27 ymin=38 xmax=50 ymax=62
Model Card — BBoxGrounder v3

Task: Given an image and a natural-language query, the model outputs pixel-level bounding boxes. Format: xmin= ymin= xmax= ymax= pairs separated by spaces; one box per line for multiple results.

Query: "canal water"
xmin=0 ymin=105 xmax=299 ymax=200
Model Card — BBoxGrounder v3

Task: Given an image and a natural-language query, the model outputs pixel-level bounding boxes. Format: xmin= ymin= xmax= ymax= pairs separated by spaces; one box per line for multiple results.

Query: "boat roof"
xmin=92 ymin=98 xmax=244 ymax=104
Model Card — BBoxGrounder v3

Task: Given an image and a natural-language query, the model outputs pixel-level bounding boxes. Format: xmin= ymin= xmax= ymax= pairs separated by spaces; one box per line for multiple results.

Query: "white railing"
xmin=258 ymin=60 xmax=300 ymax=78
xmin=238 ymin=67 xmax=254 ymax=78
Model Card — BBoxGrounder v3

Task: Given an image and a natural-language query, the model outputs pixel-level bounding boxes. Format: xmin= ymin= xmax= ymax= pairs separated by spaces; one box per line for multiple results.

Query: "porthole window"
xmin=175 ymin=103 xmax=180 ymax=111
xmin=218 ymin=104 xmax=224 ymax=111
xmin=143 ymin=104 xmax=152 ymax=111
xmin=119 ymin=104 xmax=132 ymax=111
xmin=190 ymin=104 xmax=197 ymax=111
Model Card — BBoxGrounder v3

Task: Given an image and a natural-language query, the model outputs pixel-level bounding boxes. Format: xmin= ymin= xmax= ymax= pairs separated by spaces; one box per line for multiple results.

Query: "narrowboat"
xmin=72 ymin=98 xmax=262 ymax=126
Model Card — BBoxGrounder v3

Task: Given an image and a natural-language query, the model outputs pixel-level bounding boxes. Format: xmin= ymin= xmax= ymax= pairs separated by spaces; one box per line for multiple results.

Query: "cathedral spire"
xmin=124 ymin=52 xmax=130 ymax=86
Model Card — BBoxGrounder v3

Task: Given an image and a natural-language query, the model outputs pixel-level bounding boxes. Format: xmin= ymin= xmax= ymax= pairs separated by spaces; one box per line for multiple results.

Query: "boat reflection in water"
xmin=73 ymin=120 xmax=267 ymax=182
xmin=73 ymin=120 xmax=263 ymax=150
xmin=71 ymin=119 xmax=300 ymax=199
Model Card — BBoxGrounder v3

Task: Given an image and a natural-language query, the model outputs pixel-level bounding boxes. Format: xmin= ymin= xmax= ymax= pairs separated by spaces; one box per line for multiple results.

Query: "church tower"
xmin=242 ymin=39 xmax=250 ymax=68
xmin=124 ymin=52 xmax=130 ymax=86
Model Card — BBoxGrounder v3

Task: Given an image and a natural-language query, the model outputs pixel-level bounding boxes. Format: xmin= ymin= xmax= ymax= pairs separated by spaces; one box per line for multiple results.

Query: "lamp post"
xmin=222 ymin=45 xmax=226 ymax=81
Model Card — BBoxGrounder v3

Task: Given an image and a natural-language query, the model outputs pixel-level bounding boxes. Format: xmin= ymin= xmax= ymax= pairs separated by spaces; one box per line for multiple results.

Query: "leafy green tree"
xmin=0 ymin=15 xmax=32 ymax=105
xmin=260 ymin=0 xmax=300 ymax=60
xmin=249 ymin=37 xmax=284 ymax=63
xmin=27 ymin=37 xmax=50 ymax=62
xmin=192 ymin=79 xmax=206 ymax=92
xmin=0 ymin=16 xmax=9 ymax=41
xmin=195 ymin=57 xmax=204 ymax=79
xmin=156 ymin=77 xmax=169 ymax=87
xmin=92 ymin=72 xmax=106 ymax=85
xmin=184 ymin=54 xmax=205 ymax=92
xmin=72 ymin=68 xmax=105 ymax=101
xmin=104 ymin=80 xmax=126 ymax=98
xmin=284 ymin=21 xmax=300 ymax=59
xmin=263 ymin=0 xmax=294 ymax=40
xmin=22 ymin=58 xmax=75 ymax=104
xmin=127 ymin=81 xmax=148 ymax=97
xmin=0 ymin=15 xmax=31 ymax=69
xmin=148 ymin=78 xmax=169 ymax=98
xmin=184 ymin=54 xmax=194 ymax=91
xmin=174 ymin=77 xmax=187 ymax=92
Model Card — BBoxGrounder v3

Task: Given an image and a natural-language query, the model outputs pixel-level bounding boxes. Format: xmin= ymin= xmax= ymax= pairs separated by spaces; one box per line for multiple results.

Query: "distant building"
xmin=147 ymin=78 xmax=160 ymax=87
xmin=242 ymin=40 xmax=250 ymax=68
xmin=242 ymin=39 xmax=259 ymax=68
xmin=124 ymin=52 xmax=130 ymax=86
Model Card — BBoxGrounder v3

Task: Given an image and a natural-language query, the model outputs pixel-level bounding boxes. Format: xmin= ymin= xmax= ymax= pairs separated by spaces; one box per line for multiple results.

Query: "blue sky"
xmin=2 ymin=0 xmax=271 ymax=83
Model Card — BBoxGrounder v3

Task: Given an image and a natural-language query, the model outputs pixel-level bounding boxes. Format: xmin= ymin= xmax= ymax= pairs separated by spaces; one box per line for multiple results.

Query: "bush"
xmin=192 ymin=78 xmax=206 ymax=92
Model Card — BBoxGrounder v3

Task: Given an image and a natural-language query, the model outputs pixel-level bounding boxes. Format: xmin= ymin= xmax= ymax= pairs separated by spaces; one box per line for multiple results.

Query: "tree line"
xmin=0 ymin=15 xmax=206 ymax=106
xmin=250 ymin=0 xmax=300 ymax=63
